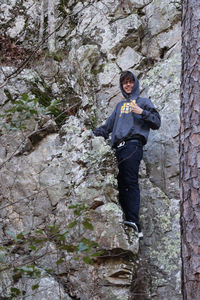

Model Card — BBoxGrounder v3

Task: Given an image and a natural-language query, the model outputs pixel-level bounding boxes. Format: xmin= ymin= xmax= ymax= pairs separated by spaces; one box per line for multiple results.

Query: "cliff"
xmin=0 ymin=0 xmax=181 ymax=299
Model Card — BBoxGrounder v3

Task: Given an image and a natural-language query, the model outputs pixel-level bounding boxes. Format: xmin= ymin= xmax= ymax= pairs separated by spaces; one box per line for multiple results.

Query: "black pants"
xmin=115 ymin=140 xmax=143 ymax=231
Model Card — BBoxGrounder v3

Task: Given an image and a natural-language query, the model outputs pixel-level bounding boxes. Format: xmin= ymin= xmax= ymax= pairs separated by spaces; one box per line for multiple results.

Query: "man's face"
xmin=122 ymin=78 xmax=134 ymax=94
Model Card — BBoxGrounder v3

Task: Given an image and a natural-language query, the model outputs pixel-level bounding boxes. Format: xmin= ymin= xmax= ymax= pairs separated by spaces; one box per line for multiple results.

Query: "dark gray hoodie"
xmin=93 ymin=72 xmax=161 ymax=147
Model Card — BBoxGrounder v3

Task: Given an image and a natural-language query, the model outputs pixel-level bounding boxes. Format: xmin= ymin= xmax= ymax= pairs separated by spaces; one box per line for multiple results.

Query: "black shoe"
xmin=124 ymin=221 xmax=143 ymax=239
xmin=123 ymin=220 xmax=138 ymax=232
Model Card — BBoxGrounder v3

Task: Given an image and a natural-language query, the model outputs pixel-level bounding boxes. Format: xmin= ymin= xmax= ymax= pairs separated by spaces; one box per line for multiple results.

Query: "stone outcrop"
xmin=0 ymin=0 xmax=182 ymax=299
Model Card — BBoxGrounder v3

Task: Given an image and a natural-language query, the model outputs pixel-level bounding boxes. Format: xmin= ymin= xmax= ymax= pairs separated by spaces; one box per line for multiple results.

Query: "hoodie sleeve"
xmin=93 ymin=106 xmax=117 ymax=139
xmin=141 ymin=99 xmax=161 ymax=130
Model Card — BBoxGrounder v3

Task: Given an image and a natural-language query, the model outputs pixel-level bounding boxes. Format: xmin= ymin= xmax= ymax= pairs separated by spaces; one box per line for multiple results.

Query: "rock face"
xmin=0 ymin=0 xmax=182 ymax=299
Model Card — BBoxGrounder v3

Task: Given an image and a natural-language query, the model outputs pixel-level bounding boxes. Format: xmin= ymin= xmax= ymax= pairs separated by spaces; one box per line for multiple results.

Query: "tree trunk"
xmin=180 ymin=1 xmax=200 ymax=299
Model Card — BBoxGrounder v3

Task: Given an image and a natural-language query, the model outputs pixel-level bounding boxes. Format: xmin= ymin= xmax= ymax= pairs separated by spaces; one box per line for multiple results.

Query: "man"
xmin=93 ymin=71 xmax=161 ymax=239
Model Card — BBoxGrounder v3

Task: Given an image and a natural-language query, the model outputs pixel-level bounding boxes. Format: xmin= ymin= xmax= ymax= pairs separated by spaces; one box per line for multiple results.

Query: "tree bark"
xmin=180 ymin=1 xmax=200 ymax=299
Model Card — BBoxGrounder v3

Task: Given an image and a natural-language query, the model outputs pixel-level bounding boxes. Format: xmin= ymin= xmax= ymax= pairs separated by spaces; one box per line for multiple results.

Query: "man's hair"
xmin=120 ymin=71 xmax=135 ymax=85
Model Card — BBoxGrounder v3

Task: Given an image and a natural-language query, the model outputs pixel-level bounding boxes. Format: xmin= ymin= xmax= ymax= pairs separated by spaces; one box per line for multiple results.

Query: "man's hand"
xmin=131 ymin=101 xmax=143 ymax=115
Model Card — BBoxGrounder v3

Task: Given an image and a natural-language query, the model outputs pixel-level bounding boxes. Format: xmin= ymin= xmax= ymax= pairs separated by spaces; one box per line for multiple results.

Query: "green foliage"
xmin=1 ymin=93 xmax=48 ymax=130
xmin=49 ymin=51 xmax=64 ymax=62
xmin=13 ymin=265 xmax=41 ymax=280
xmin=67 ymin=220 xmax=78 ymax=228
xmin=0 ymin=203 xmax=103 ymax=298
xmin=10 ymin=287 xmax=21 ymax=297
xmin=30 ymin=87 xmax=52 ymax=107
xmin=32 ymin=283 xmax=39 ymax=291
xmin=82 ymin=218 xmax=94 ymax=230
xmin=68 ymin=203 xmax=88 ymax=216
xmin=1 ymin=92 xmax=66 ymax=131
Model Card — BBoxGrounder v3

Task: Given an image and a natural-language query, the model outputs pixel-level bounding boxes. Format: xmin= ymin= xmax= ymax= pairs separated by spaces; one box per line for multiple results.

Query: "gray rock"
xmin=116 ymin=46 xmax=143 ymax=70
xmin=23 ymin=277 xmax=72 ymax=300
xmin=0 ymin=0 xmax=182 ymax=299
xmin=7 ymin=15 xmax=25 ymax=38
xmin=144 ymin=0 xmax=181 ymax=36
